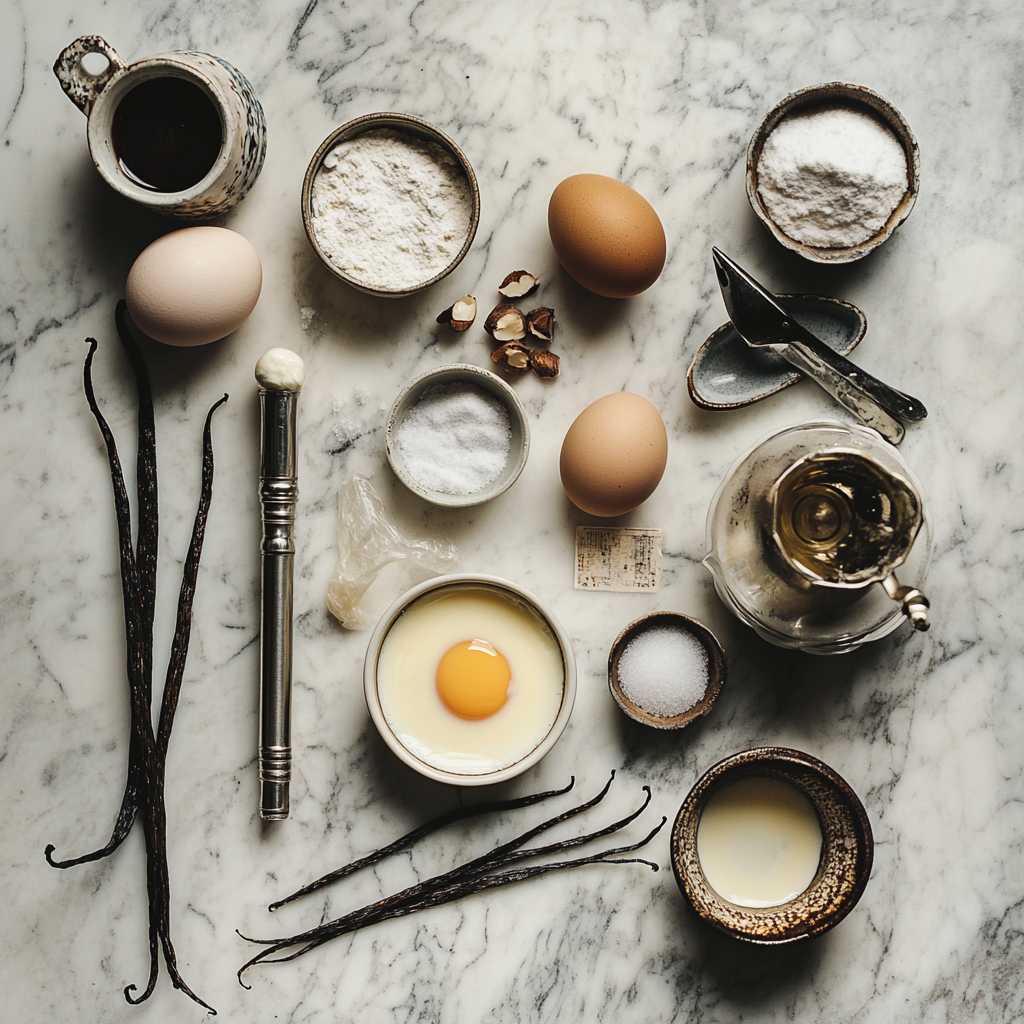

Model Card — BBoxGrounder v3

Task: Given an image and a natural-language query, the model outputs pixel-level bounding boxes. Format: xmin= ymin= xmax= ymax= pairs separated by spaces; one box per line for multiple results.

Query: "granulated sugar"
xmin=310 ymin=128 xmax=473 ymax=291
xmin=757 ymin=105 xmax=908 ymax=248
xmin=617 ymin=625 xmax=709 ymax=718
xmin=396 ymin=383 xmax=511 ymax=495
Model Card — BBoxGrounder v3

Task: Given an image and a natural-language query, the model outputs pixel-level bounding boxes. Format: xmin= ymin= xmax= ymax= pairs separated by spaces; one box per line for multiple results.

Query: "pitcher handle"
xmin=53 ymin=36 xmax=127 ymax=116
xmin=881 ymin=573 xmax=930 ymax=632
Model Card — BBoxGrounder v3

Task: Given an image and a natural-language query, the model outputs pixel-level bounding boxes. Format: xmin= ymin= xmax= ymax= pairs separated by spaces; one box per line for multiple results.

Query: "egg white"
xmin=376 ymin=585 xmax=564 ymax=775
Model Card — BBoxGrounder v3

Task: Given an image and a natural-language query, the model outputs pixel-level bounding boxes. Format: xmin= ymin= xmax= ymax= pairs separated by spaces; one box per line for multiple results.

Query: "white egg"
xmin=376 ymin=585 xmax=564 ymax=775
xmin=125 ymin=226 xmax=262 ymax=347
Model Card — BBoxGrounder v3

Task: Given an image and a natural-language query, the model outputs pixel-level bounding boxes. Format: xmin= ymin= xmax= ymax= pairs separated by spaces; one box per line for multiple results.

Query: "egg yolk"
xmin=436 ymin=639 xmax=511 ymax=719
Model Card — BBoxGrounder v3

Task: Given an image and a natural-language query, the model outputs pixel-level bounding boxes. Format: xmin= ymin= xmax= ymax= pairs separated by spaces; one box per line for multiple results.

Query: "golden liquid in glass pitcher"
xmin=771 ymin=450 xmax=920 ymax=586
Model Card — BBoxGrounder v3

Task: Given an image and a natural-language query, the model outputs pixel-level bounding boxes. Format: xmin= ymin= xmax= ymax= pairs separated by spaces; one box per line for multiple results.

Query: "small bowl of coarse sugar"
xmin=302 ymin=112 xmax=481 ymax=297
xmin=747 ymin=83 xmax=920 ymax=264
xmin=608 ymin=612 xmax=727 ymax=730
xmin=385 ymin=364 xmax=530 ymax=508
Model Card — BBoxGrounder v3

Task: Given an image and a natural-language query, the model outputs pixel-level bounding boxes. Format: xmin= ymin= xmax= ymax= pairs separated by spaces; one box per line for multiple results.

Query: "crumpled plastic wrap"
xmin=326 ymin=475 xmax=458 ymax=630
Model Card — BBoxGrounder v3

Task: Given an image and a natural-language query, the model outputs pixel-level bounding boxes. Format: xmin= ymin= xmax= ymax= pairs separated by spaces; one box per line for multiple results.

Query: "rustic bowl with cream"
xmin=671 ymin=747 xmax=873 ymax=944
xmin=301 ymin=112 xmax=480 ymax=297
xmin=747 ymin=83 xmax=920 ymax=264
xmin=363 ymin=574 xmax=577 ymax=787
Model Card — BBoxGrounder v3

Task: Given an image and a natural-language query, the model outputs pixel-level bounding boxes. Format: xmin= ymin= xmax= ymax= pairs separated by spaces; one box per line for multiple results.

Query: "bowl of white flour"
xmin=302 ymin=113 xmax=480 ymax=296
xmin=746 ymin=83 xmax=919 ymax=264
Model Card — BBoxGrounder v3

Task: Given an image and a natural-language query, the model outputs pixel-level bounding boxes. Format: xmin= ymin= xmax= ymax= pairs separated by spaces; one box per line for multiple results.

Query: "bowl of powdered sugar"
xmin=302 ymin=113 xmax=480 ymax=296
xmin=608 ymin=612 xmax=727 ymax=730
xmin=386 ymin=364 xmax=530 ymax=507
xmin=747 ymin=83 xmax=919 ymax=263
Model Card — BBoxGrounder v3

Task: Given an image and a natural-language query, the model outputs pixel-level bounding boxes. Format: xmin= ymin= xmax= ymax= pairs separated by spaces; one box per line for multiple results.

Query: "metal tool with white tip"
xmin=255 ymin=348 xmax=305 ymax=820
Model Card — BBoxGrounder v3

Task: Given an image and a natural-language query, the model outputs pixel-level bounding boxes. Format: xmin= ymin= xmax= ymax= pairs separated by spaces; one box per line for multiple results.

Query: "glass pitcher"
xmin=703 ymin=421 xmax=931 ymax=654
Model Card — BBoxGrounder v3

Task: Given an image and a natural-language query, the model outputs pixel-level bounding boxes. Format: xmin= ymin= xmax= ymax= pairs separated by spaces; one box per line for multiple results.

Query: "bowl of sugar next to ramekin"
xmin=302 ymin=112 xmax=481 ymax=297
xmin=364 ymin=574 xmax=576 ymax=786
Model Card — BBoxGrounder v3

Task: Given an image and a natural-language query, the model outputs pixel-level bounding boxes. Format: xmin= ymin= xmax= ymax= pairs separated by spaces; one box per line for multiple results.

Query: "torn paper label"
xmin=575 ymin=527 xmax=662 ymax=592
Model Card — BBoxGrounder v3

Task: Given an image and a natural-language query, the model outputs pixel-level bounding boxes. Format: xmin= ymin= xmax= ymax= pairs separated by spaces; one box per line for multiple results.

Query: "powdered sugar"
xmin=395 ymin=383 xmax=511 ymax=495
xmin=757 ymin=106 xmax=908 ymax=248
xmin=310 ymin=128 xmax=473 ymax=290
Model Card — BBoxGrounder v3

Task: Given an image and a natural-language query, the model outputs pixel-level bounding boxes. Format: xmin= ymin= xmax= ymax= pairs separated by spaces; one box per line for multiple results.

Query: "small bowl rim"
xmin=301 ymin=111 xmax=481 ymax=297
xmin=687 ymin=293 xmax=867 ymax=411
xmin=608 ymin=611 xmax=726 ymax=729
xmin=362 ymin=573 xmax=577 ymax=786
xmin=671 ymin=746 xmax=874 ymax=944
xmin=385 ymin=363 xmax=530 ymax=508
xmin=746 ymin=82 xmax=920 ymax=264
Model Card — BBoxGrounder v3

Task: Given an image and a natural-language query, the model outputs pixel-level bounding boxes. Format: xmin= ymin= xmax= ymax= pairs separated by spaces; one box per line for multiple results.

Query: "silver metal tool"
xmin=256 ymin=350 xmax=304 ymax=820
xmin=711 ymin=247 xmax=927 ymax=444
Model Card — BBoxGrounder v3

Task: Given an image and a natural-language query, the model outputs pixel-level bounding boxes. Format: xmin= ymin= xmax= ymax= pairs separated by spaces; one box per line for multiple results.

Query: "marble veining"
xmin=2 ymin=0 xmax=1024 ymax=1021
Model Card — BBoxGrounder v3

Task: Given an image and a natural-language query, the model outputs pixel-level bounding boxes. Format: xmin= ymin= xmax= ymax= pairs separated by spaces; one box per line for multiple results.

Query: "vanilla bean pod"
xmin=45 ymin=334 xmax=147 ymax=869
xmin=262 ymin=782 xmax=651 ymax=952
xmin=238 ymin=816 xmax=665 ymax=982
xmin=270 ymin=777 xmax=577 ymax=911
xmin=258 ymin=773 xmax=623 ymax=945
xmin=128 ymin=394 xmax=225 ymax=1016
xmin=272 ymin=772 xmax=614 ymax=917
xmin=44 ymin=305 xmax=223 ymax=1014
xmin=260 ymin=833 xmax=664 ymax=969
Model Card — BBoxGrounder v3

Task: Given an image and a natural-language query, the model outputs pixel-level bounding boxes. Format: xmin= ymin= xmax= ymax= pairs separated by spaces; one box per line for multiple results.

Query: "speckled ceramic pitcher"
xmin=53 ymin=35 xmax=267 ymax=220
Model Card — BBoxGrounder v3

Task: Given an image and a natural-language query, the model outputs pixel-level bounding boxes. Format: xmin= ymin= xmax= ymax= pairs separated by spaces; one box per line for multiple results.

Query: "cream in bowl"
xmin=364 ymin=575 xmax=576 ymax=785
xmin=671 ymin=747 xmax=873 ymax=943
xmin=697 ymin=775 xmax=822 ymax=908
xmin=302 ymin=112 xmax=480 ymax=297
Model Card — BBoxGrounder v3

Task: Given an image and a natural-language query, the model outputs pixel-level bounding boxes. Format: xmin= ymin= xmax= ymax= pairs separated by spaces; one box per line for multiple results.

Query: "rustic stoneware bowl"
xmin=363 ymin=574 xmax=577 ymax=787
xmin=687 ymin=295 xmax=866 ymax=411
xmin=301 ymin=111 xmax=480 ymax=297
xmin=671 ymin=747 xmax=873 ymax=943
xmin=746 ymin=83 xmax=919 ymax=264
xmin=608 ymin=611 xmax=726 ymax=729
xmin=385 ymin=363 xmax=530 ymax=508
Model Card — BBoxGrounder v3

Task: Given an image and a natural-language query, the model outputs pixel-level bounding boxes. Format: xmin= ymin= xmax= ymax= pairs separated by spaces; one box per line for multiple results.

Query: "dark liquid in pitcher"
xmin=111 ymin=77 xmax=222 ymax=193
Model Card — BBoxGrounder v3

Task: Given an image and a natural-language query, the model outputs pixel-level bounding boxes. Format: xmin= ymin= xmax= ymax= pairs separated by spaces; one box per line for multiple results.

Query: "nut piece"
xmin=498 ymin=271 xmax=539 ymax=299
xmin=484 ymin=303 xmax=527 ymax=341
xmin=491 ymin=342 xmax=531 ymax=373
xmin=436 ymin=295 xmax=477 ymax=331
xmin=530 ymin=350 xmax=560 ymax=378
xmin=525 ymin=307 xmax=555 ymax=343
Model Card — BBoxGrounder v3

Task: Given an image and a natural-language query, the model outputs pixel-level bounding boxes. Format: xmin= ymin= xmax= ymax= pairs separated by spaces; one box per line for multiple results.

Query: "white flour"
xmin=757 ymin=106 xmax=908 ymax=248
xmin=311 ymin=128 xmax=473 ymax=290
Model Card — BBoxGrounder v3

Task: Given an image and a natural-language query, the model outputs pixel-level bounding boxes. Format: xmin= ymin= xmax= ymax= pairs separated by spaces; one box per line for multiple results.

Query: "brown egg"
xmin=559 ymin=393 xmax=668 ymax=517
xmin=548 ymin=174 xmax=666 ymax=298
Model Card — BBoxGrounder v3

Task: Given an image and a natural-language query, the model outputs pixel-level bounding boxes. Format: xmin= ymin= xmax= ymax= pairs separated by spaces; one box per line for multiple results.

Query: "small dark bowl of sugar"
xmin=608 ymin=612 xmax=726 ymax=729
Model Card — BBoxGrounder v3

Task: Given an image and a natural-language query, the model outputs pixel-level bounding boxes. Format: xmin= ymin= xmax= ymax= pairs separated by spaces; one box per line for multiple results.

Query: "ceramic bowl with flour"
xmin=746 ymin=83 xmax=920 ymax=264
xmin=302 ymin=113 xmax=481 ymax=297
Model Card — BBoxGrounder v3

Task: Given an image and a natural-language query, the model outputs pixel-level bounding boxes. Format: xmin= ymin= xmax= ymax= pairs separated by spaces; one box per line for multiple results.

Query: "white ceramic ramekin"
xmin=363 ymin=574 xmax=576 ymax=786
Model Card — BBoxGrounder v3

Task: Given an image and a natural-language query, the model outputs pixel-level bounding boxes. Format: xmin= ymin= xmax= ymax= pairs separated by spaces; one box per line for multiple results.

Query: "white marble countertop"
xmin=3 ymin=1 xmax=1023 ymax=1021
